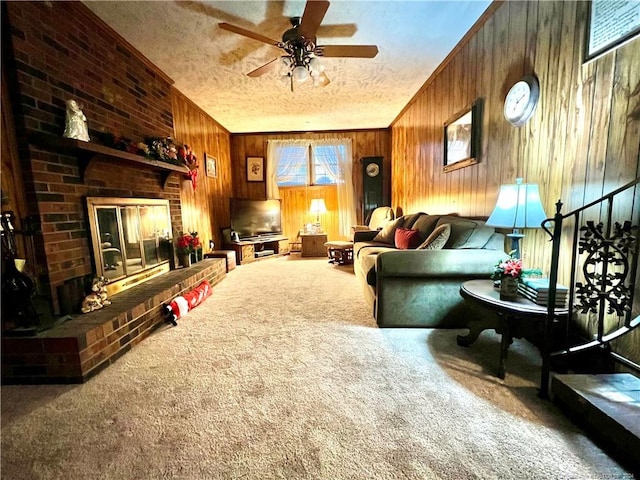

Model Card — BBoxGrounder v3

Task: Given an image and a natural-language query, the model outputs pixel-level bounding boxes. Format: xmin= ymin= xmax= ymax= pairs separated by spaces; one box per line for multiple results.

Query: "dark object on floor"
xmin=324 ymin=241 xmax=354 ymax=265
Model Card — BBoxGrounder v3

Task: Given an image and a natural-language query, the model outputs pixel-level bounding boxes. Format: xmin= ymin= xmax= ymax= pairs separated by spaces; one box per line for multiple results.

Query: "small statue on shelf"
xmin=81 ymin=276 xmax=111 ymax=314
xmin=63 ymin=99 xmax=90 ymax=142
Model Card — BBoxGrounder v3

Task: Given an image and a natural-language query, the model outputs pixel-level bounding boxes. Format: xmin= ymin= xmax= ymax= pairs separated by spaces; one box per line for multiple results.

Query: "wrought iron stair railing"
xmin=539 ymin=176 xmax=640 ymax=398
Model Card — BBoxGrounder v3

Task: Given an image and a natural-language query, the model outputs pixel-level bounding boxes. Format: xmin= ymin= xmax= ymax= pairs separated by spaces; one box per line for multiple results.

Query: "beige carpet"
xmin=1 ymin=257 xmax=631 ymax=479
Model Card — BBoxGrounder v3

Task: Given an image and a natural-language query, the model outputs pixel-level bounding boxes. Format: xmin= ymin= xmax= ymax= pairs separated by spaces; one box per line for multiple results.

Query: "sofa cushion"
xmin=417 ymin=223 xmax=451 ymax=250
xmin=410 ymin=214 xmax=439 ymax=242
xmin=436 ymin=216 xmax=478 ymax=248
xmin=356 ymin=244 xmax=396 ymax=259
xmin=458 ymin=223 xmax=496 ymax=249
xmin=399 ymin=212 xmax=424 ymax=229
xmin=372 ymin=217 xmax=403 ymax=244
xmin=394 ymin=228 xmax=421 ymax=249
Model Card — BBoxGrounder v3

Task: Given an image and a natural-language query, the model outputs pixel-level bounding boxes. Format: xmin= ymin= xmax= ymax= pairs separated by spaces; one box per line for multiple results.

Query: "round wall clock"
xmin=365 ymin=162 xmax=380 ymax=177
xmin=503 ymin=75 xmax=540 ymax=127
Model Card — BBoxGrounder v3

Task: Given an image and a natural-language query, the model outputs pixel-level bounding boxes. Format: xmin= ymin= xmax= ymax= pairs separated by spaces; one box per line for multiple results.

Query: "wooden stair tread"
xmin=552 ymin=373 xmax=640 ymax=471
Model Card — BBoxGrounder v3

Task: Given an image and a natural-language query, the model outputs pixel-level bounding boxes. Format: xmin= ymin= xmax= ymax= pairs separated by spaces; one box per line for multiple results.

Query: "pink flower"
xmin=499 ymin=258 xmax=523 ymax=277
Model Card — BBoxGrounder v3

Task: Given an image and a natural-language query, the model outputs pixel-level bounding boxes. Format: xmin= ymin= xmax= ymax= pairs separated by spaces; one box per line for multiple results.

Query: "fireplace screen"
xmin=87 ymin=197 xmax=172 ymax=294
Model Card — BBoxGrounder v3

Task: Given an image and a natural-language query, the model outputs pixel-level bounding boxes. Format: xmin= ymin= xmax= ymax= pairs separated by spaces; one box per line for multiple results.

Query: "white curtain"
xmin=311 ymin=138 xmax=356 ymax=237
xmin=266 ymin=139 xmax=309 ymax=199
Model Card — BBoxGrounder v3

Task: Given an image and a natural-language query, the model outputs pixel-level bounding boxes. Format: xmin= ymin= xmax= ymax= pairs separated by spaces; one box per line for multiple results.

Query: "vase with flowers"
xmin=176 ymin=232 xmax=195 ymax=268
xmin=491 ymin=252 xmax=541 ymax=300
xmin=189 ymin=231 xmax=202 ymax=263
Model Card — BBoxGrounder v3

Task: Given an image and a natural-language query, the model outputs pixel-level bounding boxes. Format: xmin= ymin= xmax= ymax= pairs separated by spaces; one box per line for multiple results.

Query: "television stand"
xmin=224 ymin=235 xmax=289 ymax=265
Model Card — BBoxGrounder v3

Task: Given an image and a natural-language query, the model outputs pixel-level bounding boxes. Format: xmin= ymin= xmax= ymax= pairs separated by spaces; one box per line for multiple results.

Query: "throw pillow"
xmin=372 ymin=217 xmax=403 ymax=244
xmin=394 ymin=227 xmax=421 ymax=250
xmin=436 ymin=216 xmax=477 ymax=248
xmin=416 ymin=223 xmax=451 ymax=250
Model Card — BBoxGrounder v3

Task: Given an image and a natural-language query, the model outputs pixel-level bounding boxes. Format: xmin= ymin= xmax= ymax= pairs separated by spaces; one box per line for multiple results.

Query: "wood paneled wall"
xmin=391 ymin=1 xmax=640 ymax=362
xmin=231 ymin=130 xmax=390 ymax=241
xmin=172 ymin=90 xmax=233 ymax=250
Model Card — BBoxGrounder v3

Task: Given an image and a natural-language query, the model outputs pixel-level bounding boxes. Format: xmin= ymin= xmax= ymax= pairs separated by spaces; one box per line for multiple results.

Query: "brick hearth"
xmin=2 ymin=258 xmax=226 ymax=384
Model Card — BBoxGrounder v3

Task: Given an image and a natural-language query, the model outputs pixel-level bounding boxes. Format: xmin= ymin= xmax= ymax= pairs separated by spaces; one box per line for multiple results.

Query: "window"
xmin=267 ymin=138 xmax=355 ymax=237
xmin=275 ymin=144 xmax=343 ymax=186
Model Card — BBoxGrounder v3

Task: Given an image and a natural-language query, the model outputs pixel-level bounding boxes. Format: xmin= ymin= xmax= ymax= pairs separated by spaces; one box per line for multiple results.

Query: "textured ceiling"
xmin=84 ymin=1 xmax=491 ymax=134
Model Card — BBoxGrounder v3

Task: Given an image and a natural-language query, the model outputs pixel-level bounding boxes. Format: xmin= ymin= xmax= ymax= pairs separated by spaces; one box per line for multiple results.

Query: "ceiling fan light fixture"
xmin=308 ymin=56 xmax=324 ymax=74
xmin=292 ymin=65 xmax=309 ymax=82
xmin=221 ymin=0 xmax=376 ymax=90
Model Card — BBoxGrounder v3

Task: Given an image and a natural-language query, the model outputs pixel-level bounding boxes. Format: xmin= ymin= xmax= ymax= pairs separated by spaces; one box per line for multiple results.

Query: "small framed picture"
xmin=443 ymin=99 xmax=482 ymax=173
xmin=205 ymin=153 xmax=217 ymax=178
xmin=246 ymin=156 xmax=264 ymax=182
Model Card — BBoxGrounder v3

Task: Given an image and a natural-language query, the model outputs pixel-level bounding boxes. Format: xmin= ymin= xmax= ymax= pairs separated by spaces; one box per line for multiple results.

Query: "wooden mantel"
xmin=28 ymin=132 xmax=188 ymax=189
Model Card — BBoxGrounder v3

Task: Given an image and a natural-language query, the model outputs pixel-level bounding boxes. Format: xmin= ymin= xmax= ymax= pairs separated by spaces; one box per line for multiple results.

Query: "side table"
xmin=301 ymin=233 xmax=328 ymax=257
xmin=458 ymin=279 xmax=568 ymax=395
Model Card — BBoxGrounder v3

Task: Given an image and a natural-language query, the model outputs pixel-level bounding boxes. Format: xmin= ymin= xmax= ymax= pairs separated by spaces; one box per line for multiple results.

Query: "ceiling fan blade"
xmin=219 ymin=22 xmax=280 ymax=46
xmin=316 ymin=71 xmax=330 ymax=87
xmin=298 ymin=0 xmax=330 ymax=40
xmin=247 ymin=58 xmax=281 ymax=77
xmin=316 ymin=45 xmax=379 ymax=58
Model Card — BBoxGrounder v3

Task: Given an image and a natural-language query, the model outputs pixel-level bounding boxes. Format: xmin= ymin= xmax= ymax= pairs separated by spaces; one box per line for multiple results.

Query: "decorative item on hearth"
xmin=178 ymin=145 xmax=199 ymax=190
xmin=176 ymin=232 xmax=196 ymax=267
xmin=80 ymin=276 xmax=111 ymax=314
xmin=1 ymin=211 xmax=38 ymax=334
xmin=485 ymin=178 xmax=548 ymax=259
xmin=63 ymin=99 xmax=90 ymax=142
xmin=189 ymin=231 xmax=203 ymax=262
xmin=491 ymin=251 xmax=542 ymax=300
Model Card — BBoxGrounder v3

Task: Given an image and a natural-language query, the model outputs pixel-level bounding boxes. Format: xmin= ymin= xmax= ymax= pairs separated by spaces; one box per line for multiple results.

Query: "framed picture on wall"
xmin=246 ymin=156 xmax=264 ymax=182
xmin=205 ymin=153 xmax=217 ymax=178
xmin=585 ymin=0 xmax=640 ymax=63
xmin=443 ymin=99 xmax=481 ymax=173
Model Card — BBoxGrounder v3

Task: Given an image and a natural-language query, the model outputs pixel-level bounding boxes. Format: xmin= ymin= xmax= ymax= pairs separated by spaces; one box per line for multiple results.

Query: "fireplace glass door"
xmin=88 ymin=198 xmax=172 ymax=294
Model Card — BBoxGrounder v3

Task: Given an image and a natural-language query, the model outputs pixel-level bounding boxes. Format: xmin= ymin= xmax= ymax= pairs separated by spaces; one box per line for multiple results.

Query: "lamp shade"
xmin=486 ymin=179 xmax=548 ymax=229
xmin=309 ymin=198 xmax=327 ymax=214
xmin=292 ymin=65 xmax=309 ymax=83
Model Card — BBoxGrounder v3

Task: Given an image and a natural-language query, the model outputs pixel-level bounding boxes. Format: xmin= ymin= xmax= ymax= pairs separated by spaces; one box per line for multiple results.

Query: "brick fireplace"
xmin=3 ymin=1 xmax=186 ymax=316
xmin=1 ymin=2 xmax=225 ymax=383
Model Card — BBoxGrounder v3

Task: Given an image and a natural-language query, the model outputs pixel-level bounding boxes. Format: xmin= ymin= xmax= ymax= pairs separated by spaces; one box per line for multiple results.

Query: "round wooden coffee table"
xmin=458 ymin=279 xmax=568 ymax=387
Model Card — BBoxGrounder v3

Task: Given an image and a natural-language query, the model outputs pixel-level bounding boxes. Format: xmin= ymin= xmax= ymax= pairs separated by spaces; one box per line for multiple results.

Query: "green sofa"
xmin=353 ymin=212 xmax=509 ymax=328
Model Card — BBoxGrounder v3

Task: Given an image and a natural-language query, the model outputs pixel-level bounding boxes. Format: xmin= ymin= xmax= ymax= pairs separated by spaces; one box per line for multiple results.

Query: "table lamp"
xmin=310 ymin=198 xmax=327 ymax=223
xmin=485 ymin=178 xmax=548 ymax=259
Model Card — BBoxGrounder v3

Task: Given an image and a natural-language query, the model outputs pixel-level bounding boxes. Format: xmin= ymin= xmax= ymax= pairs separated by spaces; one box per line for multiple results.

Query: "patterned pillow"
xmin=394 ymin=228 xmax=421 ymax=249
xmin=416 ymin=224 xmax=451 ymax=250
xmin=372 ymin=217 xmax=403 ymax=244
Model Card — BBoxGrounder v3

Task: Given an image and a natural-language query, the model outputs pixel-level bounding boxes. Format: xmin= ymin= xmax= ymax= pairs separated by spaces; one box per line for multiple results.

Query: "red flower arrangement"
xmin=175 ymin=231 xmax=202 ymax=256
xmin=176 ymin=232 xmax=195 ymax=256
xmin=491 ymin=252 xmax=541 ymax=281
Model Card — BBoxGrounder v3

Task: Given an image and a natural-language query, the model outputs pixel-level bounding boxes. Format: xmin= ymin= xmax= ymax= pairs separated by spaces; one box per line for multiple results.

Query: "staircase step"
xmin=552 ymin=373 xmax=640 ymax=472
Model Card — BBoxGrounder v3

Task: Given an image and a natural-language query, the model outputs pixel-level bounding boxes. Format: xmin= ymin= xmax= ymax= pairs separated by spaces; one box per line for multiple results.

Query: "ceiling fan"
xmin=219 ymin=0 xmax=378 ymax=90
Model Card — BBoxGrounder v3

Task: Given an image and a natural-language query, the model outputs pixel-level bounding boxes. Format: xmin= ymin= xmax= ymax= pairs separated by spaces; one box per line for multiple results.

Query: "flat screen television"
xmin=230 ymin=198 xmax=282 ymax=239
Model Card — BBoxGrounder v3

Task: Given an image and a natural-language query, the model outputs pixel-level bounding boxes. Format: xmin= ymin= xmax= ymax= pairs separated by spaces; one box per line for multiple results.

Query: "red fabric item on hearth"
xmin=394 ymin=227 xmax=421 ymax=249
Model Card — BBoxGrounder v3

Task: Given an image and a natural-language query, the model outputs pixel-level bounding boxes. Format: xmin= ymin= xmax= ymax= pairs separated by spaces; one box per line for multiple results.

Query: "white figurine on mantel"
xmin=63 ymin=99 xmax=90 ymax=142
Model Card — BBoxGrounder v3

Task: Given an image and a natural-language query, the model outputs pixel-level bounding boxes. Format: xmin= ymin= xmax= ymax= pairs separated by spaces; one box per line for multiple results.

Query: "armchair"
xmin=351 ymin=206 xmax=395 ymax=239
